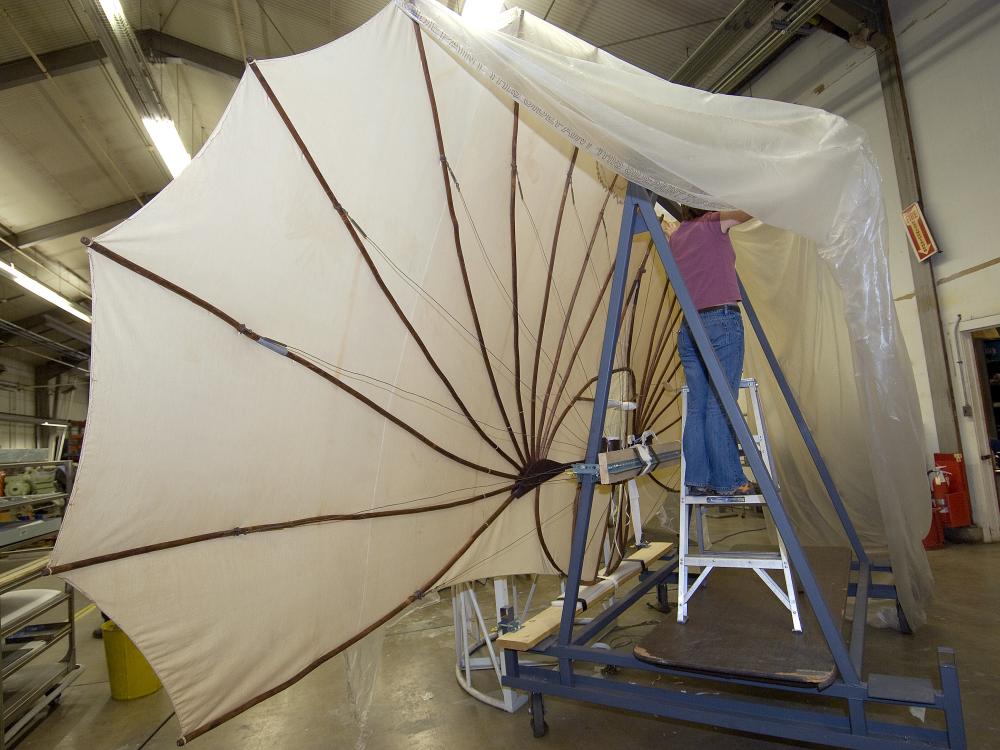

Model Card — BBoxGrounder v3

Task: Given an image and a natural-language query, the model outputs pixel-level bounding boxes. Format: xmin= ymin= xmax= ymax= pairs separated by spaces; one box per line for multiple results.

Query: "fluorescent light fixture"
xmin=99 ymin=0 xmax=126 ymax=22
xmin=41 ymin=422 xmax=68 ymax=429
xmin=461 ymin=0 xmax=505 ymax=24
xmin=0 ymin=262 xmax=91 ymax=323
xmin=142 ymin=116 xmax=191 ymax=178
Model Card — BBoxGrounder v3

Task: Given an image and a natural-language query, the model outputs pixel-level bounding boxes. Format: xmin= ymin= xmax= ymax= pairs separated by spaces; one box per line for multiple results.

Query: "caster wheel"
xmin=530 ymin=693 xmax=548 ymax=738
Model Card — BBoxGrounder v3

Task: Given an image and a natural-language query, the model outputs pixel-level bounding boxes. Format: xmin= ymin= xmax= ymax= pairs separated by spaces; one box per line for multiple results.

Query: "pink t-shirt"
xmin=670 ymin=212 xmax=741 ymax=310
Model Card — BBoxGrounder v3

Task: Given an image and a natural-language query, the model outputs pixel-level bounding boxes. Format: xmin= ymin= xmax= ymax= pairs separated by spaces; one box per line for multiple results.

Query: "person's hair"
xmin=679 ymin=205 xmax=710 ymax=222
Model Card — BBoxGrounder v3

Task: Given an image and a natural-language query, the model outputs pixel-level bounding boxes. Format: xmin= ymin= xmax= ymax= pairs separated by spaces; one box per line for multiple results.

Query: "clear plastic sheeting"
xmin=344 ymin=589 xmax=442 ymax=749
xmin=733 ymin=223 xmax=932 ymax=623
xmin=403 ymin=0 xmax=931 ymax=619
xmin=51 ymin=0 xmax=931 ymax=741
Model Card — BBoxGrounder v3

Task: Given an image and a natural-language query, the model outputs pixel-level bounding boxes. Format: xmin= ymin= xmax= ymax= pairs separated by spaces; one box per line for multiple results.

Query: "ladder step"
xmin=684 ymin=551 xmax=786 ymax=569
xmin=682 ymin=494 xmax=765 ymax=505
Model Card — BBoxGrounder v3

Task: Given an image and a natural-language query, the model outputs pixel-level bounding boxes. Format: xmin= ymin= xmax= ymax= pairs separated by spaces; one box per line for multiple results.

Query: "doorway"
xmin=971 ymin=328 xmax=1000 ymax=505
xmin=956 ymin=315 xmax=1000 ymax=541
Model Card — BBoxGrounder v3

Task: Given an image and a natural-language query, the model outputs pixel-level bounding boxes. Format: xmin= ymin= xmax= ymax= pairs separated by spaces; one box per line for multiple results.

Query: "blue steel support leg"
xmin=850 ymin=561 xmax=870 ymax=673
xmin=938 ymin=647 xmax=966 ymax=749
xmin=848 ymin=696 xmax=868 ymax=736
xmin=737 ymin=277 xmax=869 ymax=565
xmin=554 ymin=184 xmax=641 ymax=683
xmin=636 ymin=192 xmax=861 ymax=687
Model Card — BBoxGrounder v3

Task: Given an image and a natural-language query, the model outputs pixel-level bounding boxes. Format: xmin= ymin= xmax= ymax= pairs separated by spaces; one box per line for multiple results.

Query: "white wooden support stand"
xmin=677 ymin=377 xmax=802 ymax=631
xmin=452 ymin=576 xmax=536 ymax=712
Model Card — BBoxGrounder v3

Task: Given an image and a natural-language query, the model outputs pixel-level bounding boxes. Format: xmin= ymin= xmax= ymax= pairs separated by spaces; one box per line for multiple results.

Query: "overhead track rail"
xmin=671 ymin=0 xmax=834 ymax=93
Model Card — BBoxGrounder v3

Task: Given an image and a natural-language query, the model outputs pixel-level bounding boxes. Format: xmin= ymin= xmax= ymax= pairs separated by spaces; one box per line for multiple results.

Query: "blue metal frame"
xmin=505 ymin=184 xmax=966 ymax=749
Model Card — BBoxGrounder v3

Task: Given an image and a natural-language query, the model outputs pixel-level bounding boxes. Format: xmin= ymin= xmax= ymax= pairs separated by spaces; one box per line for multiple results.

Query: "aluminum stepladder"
xmin=677 ymin=376 xmax=802 ymax=632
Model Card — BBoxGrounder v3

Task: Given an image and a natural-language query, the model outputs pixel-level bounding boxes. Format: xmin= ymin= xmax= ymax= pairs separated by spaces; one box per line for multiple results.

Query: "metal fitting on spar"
xmin=572 ymin=441 xmax=681 ymax=485
xmin=236 ymin=324 xmax=289 ymax=356
xmin=607 ymin=400 xmax=637 ymax=411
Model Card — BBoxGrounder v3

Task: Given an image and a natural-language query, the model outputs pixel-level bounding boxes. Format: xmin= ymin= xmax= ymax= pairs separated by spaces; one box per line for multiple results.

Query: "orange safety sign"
xmin=902 ymin=201 xmax=940 ymax=262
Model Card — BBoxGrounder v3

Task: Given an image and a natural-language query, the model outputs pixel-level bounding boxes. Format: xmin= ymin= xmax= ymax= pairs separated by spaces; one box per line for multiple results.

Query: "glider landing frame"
xmin=501 ymin=183 xmax=966 ymax=749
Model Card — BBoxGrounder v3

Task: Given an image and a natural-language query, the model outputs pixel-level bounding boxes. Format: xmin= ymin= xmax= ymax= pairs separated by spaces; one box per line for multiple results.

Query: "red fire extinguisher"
xmin=924 ymin=467 xmax=948 ymax=549
xmin=933 ymin=453 xmax=973 ymax=528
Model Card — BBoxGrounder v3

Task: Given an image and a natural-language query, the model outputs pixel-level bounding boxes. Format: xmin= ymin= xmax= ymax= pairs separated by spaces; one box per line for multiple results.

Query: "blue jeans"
xmin=678 ymin=307 xmax=746 ymax=493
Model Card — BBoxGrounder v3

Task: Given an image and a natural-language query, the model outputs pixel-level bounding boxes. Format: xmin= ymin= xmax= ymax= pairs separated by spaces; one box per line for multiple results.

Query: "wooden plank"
xmin=625 ymin=541 xmax=673 ymax=566
xmin=497 ymin=541 xmax=674 ymax=652
xmin=634 ymin=546 xmax=851 ymax=688
xmin=496 ymin=604 xmax=572 ymax=651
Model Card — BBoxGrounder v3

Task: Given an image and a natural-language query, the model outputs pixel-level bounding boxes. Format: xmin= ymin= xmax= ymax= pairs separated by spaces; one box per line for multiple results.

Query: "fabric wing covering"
xmin=50 ymin=0 xmax=932 ymax=741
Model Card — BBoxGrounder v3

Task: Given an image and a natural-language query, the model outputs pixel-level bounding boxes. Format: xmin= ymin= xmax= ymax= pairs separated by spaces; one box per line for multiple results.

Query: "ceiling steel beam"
xmin=2 ymin=194 xmax=156 ymax=249
xmin=0 ymin=41 xmax=105 ymax=92
xmin=0 ymin=411 xmax=69 ymax=428
xmin=138 ymin=29 xmax=244 ymax=78
xmin=0 ymin=31 xmax=241 ymax=93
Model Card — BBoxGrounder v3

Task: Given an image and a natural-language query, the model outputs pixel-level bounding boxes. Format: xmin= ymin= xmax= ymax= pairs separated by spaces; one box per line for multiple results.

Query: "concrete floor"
xmin=14 ymin=517 xmax=1000 ymax=750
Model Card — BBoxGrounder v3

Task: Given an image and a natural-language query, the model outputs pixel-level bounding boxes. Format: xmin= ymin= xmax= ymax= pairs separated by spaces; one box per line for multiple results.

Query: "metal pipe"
xmin=952 ymin=315 xmax=972 ymax=417
xmin=230 ymin=0 xmax=249 ymax=62
xmin=711 ymin=0 xmax=832 ymax=93
xmin=671 ymin=0 xmax=771 ymax=86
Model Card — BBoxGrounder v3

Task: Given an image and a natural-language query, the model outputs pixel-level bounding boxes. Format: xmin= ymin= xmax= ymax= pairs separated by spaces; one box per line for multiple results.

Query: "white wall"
xmin=744 ymin=0 xmax=1000 ymax=531
xmin=0 ymin=355 xmax=89 ymax=452
xmin=0 ymin=358 xmax=39 ymax=450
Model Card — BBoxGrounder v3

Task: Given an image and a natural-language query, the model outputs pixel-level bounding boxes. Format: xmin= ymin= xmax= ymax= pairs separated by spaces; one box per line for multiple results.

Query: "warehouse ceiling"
xmin=0 ymin=0 xmax=871 ymax=370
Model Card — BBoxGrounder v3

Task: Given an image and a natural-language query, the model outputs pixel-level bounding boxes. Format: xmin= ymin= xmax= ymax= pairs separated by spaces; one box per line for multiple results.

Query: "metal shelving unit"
xmin=0 ymin=460 xmax=74 ymax=552
xmin=0 ymin=556 xmax=81 ymax=748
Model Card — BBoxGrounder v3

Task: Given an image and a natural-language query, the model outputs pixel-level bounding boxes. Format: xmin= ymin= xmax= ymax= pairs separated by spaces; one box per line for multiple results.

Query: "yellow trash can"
xmin=101 ymin=620 xmax=161 ymax=700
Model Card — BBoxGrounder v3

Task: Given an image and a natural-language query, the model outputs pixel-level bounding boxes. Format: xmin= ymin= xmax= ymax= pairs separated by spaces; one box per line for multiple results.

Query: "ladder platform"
xmin=682 ymin=494 xmax=765 ymax=505
xmin=683 ymin=550 xmax=785 ymax=568
xmin=634 ymin=546 xmax=852 ymax=688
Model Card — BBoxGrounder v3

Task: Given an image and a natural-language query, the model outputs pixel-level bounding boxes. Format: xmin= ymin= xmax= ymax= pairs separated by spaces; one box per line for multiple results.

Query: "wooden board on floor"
xmin=496 ymin=541 xmax=673 ymax=652
xmin=634 ymin=546 xmax=851 ymax=688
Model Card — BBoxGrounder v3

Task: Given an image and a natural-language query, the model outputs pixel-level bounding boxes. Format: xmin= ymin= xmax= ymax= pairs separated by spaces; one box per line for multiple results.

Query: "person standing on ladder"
xmin=668 ymin=205 xmax=756 ymax=497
